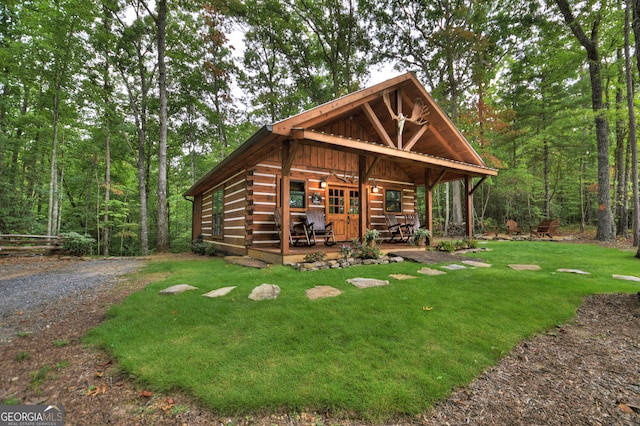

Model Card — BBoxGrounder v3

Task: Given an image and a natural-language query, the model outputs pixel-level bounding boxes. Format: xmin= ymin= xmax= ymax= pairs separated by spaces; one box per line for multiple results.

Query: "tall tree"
xmin=553 ymin=0 xmax=615 ymax=241
xmin=631 ymin=0 xmax=640 ymax=254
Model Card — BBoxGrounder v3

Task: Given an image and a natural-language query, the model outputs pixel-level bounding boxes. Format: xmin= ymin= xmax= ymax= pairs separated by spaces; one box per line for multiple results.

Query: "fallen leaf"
xmin=139 ymin=390 xmax=153 ymax=398
xmin=619 ymin=403 xmax=634 ymax=414
xmin=422 ymin=306 xmax=433 ymax=311
xmin=160 ymin=398 xmax=175 ymax=414
xmin=95 ymin=371 xmax=104 ymax=378
xmin=86 ymin=384 xmax=107 ymax=397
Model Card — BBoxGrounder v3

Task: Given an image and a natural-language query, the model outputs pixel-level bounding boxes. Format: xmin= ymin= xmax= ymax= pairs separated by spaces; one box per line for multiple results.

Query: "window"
xmin=385 ymin=189 xmax=402 ymax=212
xmin=212 ymin=189 xmax=223 ymax=237
xmin=289 ymin=180 xmax=306 ymax=209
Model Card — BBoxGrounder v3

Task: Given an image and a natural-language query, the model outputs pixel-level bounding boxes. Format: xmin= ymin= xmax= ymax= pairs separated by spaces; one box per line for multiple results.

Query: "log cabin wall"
xmin=200 ymin=169 xmax=248 ymax=256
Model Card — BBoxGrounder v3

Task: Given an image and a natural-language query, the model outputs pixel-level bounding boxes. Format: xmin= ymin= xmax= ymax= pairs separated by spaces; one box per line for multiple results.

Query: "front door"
xmin=327 ymin=186 xmax=360 ymax=242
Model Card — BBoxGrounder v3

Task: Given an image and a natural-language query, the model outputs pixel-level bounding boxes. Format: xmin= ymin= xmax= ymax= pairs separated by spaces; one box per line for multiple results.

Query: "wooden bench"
xmin=0 ymin=234 xmax=61 ymax=255
xmin=529 ymin=219 xmax=560 ymax=238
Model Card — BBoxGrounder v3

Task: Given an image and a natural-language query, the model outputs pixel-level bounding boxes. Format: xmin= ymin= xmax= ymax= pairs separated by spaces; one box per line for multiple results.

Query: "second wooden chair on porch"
xmin=384 ymin=213 xmax=412 ymax=243
xmin=306 ymin=210 xmax=336 ymax=246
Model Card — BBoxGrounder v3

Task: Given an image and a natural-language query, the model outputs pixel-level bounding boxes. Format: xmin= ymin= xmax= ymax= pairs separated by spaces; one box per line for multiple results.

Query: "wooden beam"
xmin=281 ymin=142 xmax=291 ymax=256
xmin=282 ymin=140 xmax=297 ymax=175
xmin=470 ymin=176 xmax=487 ymax=195
xmin=465 ymin=175 xmax=473 ymax=237
xmin=363 ymin=157 xmax=380 ymax=181
xmin=428 ymin=169 xmax=448 ymax=190
xmin=358 ymin=155 xmax=368 ymax=240
xmin=361 ymin=102 xmax=395 ymax=148
xmin=429 ymin=125 xmax=465 ymax=162
xmin=403 ymin=124 xmax=429 ymax=152
xmin=425 ymin=169 xmax=433 ymax=239
xmin=296 ymin=130 xmax=498 ymax=177
xmin=396 ymin=89 xmax=403 ymax=150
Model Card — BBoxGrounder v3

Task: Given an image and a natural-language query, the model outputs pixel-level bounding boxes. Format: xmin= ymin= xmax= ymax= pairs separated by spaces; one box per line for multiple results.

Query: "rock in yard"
xmin=347 ymin=278 xmax=389 ymax=289
xmin=508 ymin=264 xmax=541 ymax=271
xmin=441 ymin=264 xmax=467 ymax=270
xmin=557 ymin=268 xmax=590 ymax=275
xmin=248 ymin=284 xmax=281 ymax=300
xmin=159 ymin=284 xmax=199 ymax=295
xmin=306 ymin=286 xmax=342 ymax=300
xmin=202 ymin=286 xmax=236 ymax=298
xmin=462 ymin=260 xmax=492 ymax=268
xmin=612 ymin=274 xmax=640 ymax=282
xmin=417 ymin=267 xmax=447 ymax=276
xmin=389 ymin=274 xmax=417 ymax=280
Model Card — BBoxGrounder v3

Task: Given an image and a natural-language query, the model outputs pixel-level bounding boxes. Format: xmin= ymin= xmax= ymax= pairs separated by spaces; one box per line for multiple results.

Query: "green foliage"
xmin=303 ymin=251 xmax=326 ymax=262
xmin=408 ymin=228 xmax=431 ymax=247
xmin=435 ymin=238 xmax=478 ymax=252
xmin=339 ymin=240 xmax=359 ymax=259
xmin=191 ymin=240 xmax=218 ymax=256
xmin=85 ymin=242 xmax=639 ymax=421
xmin=61 ymin=232 xmax=96 ymax=256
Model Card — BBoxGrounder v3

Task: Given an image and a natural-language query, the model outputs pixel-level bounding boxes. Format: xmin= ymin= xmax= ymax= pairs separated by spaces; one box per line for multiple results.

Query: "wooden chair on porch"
xmin=273 ymin=207 xmax=312 ymax=246
xmin=385 ymin=213 xmax=411 ymax=243
xmin=306 ymin=210 xmax=336 ymax=246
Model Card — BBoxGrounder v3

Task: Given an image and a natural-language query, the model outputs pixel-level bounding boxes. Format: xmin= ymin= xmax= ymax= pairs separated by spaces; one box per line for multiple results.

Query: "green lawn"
xmin=85 ymin=241 xmax=640 ymax=421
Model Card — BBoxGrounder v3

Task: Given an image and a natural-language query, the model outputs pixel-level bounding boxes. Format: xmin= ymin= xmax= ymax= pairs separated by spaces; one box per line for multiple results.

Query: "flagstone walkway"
xmin=158 ymin=259 xmax=640 ymax=301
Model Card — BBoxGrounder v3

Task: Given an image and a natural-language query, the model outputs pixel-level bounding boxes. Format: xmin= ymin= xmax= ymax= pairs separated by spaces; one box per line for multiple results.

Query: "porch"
xmin=247 ymin=240 xmax=432 ymax=265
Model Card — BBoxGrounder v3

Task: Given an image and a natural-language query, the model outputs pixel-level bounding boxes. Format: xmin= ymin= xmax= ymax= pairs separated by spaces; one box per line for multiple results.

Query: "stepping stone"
xmin=557 ymin=268 xmax=590 ymax=275
xmin=441 ymin=264 xmax=467 ymax=270
xmin=347 ymin=278 xmax=389 ymax=289
xmin=417 ymin=267 xmax=447 ymax=276
xmin=612 ymin=274 xmax=640 ymax=282
xmin=462 ymin=260 xmax=492 ymax=268
xmin=202 ymin=286 xmax=236 ymax=298
xmin=225 ymin=256 xmax=270 ymax=269
xmin=306 ymin=286 xmax=342 ymax=300
xmin=248 ymin=284 xmax=280 ymax=301
xmin=159 ymin=284 xmax=198 ymax=295
xmin=389 ymin=274 xmax=417 ymax=280
xmin=508 ymin=264 xmax=541 ymax=271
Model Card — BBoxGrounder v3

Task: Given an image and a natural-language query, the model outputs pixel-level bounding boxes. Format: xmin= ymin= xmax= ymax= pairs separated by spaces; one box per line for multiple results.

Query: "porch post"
xmin=281 ymin=140 xmax=292 ymax=256
xmin=424 ymin=169 xmax=433 ymax=238
xmin=358 ymin=155 xmax=368 ymax=240
xmin=465 ymin=175 xmax=473 ymax=237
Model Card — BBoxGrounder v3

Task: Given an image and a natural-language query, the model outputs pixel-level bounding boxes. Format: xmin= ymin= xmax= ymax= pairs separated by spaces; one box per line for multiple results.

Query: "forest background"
xmin=1 ymin=0 xmax=639 ymax=257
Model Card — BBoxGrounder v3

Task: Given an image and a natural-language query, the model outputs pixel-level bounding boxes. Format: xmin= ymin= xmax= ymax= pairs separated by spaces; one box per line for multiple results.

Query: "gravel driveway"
xmin=0 ymin=257 xmax=145 ymax=344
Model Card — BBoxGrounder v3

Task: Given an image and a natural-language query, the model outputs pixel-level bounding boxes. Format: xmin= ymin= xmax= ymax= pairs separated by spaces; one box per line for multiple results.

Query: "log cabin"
xmin=183 ymin=72 xmax=498 ymax=264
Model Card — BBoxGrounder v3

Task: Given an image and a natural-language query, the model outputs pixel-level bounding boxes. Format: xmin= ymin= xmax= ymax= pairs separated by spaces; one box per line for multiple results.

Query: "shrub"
xmin=61 ymin=232 xmax=96 ymax=256
xmin=408 ymin=228 xmax=431 ymax=247
xmin=435 ymin=238 xmax=478 ymax=252
xmin=191 ymin=240 xmax=218 ymax=256
xmin=358 ymin=244 xmax=381 ymax=259
xmin=435 ymin=240 xmax=457 ymax=252
xmin=303 ymin=251 xmax=326 ymax=262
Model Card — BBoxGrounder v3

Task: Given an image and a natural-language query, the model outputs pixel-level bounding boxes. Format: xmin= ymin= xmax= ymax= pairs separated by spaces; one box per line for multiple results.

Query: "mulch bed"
xmin=1 ymin=254 xmax=639 ymax=425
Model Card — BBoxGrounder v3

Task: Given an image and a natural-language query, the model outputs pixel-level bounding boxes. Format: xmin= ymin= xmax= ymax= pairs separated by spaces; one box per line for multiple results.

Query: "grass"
xmin=84 ymin=241 xmax=640 ymax=421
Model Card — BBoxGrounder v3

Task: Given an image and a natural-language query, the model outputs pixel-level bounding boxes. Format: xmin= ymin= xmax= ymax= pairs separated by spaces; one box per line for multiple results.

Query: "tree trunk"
xmin=47 ymin=92 xmax=60 ymax=237
xmin=630 ymin=0 xmax=640 ymax=252
xmin=614 ymin=48 xmax=628 ymax=237
xmin=102 ymin=5 xmax=112 ymax=257
xmin=555 ymin=0 xmax=615 ymax=241
xmin=156 ymin=0 xmax=169 ymax=252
